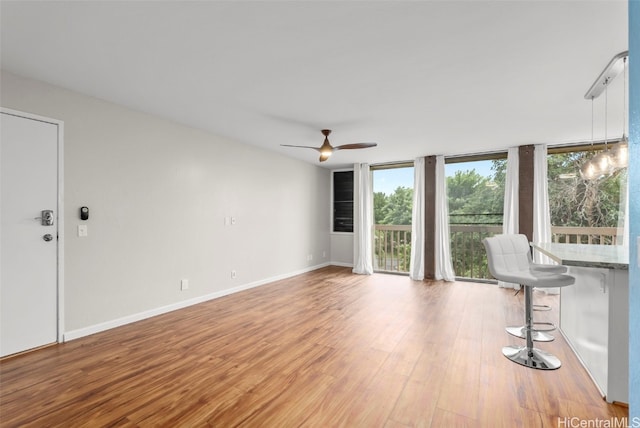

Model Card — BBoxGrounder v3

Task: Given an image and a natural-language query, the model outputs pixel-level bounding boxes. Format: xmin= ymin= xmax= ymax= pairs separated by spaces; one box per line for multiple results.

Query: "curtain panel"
xmin=434 ymin=155 xmax=455 ymax=281
xmin=500 ymin=147 xmax=521 ymax=289
xmin=410 ymin=157 xmax=425 ymax=280
xmin=352 ymin=163 xmax=373 ymax=275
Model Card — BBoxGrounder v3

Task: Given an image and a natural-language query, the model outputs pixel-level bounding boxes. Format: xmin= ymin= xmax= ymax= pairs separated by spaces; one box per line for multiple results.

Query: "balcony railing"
xmin=372 ymin=223 xmax=623 ymax=278
xmin=373 ymin=224 xmax=411 ymax=273
xmin=551 ymin=226 xmax=622 ymax=245
xmin=450 ymin=225 xmax=502 ymax=280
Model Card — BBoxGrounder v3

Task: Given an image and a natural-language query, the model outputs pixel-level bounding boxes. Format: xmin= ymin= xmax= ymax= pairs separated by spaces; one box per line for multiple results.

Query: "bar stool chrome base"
xmin=506 ymin=323 xmax=555 ymax=342
xmin=502 ymin=345 xmax=561 ymax=370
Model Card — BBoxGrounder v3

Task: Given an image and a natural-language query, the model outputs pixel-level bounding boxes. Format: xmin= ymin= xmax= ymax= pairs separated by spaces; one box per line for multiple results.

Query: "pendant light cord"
xmin=591 ymin=97 xmax=594 ymax=146
xmin=623 ymin=57 xmax=627 ymax=138
xmin=604 ymin=78 xmax=608 ymax=150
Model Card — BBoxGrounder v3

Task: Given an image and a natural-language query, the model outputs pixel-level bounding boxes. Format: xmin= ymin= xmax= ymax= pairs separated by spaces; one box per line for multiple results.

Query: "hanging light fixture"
xmin=610 ymin=56 xmax=628 ymax=169
xmin=580 ymin=97 xmax=599 ymax=180
xmin=581 ymin=50 xmax=628 ymax=180
xmin=592 ymin=78 xmax=615 ymax=176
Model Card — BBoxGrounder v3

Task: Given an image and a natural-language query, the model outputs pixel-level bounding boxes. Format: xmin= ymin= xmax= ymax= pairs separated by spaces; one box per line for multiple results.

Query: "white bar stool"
xmin=483 ymin=234 xmax=575 ymax=370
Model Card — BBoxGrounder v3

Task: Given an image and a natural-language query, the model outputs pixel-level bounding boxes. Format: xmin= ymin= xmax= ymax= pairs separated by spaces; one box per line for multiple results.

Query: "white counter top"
xmin=532 ymin=243 xmax=629 ymax=270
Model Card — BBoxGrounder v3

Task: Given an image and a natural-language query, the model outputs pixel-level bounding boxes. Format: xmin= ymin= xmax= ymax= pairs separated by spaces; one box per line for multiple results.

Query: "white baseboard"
xmin=329 ymin=261 xmax=353 ymax=268
xmin=63 ymin=262 xmax=331 ymax=342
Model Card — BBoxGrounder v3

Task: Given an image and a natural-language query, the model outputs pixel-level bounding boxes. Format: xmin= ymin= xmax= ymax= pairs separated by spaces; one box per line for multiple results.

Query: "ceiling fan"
xmin=281 ymin=129 xmax=377 ymax=162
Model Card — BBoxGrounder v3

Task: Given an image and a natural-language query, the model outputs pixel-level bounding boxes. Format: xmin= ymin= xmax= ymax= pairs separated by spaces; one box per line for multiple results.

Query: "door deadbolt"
xmin=43 ymin=234 xmax=54 ymax=242
xmin=35 ymin=210 xmax=54 ymax=226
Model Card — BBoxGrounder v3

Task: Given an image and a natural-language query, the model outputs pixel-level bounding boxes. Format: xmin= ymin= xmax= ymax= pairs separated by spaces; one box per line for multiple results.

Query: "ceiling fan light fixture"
xmin=281 ymin=129 xmax=377 ymax=163
xmin=320 ymin=144 xmax=333 ymax=157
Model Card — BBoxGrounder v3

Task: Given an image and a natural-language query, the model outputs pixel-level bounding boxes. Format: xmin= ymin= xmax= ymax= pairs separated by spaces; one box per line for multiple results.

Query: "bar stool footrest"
xmin=506 ymin=323 xmax=556 ymax=342
xmin=533 ymin=304 xmax=551 ymax=312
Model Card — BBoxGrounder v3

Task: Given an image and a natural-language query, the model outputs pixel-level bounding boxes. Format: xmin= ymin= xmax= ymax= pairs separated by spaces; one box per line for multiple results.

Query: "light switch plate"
xmin=78 ymin=225 xmax=88 ymax=237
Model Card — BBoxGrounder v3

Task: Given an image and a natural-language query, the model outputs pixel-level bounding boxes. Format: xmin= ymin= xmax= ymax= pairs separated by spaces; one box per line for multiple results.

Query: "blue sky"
xmin=372 ymin=160 xmax=494 ymax=195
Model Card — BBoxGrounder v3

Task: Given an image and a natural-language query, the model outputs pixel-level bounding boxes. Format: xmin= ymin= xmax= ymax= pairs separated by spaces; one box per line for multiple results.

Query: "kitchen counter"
xmin=532 ymin=243 xmax=629 ymax=404
xmin=532 ymin=242 xmax=629 ymax=270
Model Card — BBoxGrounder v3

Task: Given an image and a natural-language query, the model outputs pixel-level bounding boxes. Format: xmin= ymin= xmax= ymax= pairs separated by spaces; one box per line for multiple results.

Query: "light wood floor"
xmin=0 ymin=266 xmax=628 ymax=427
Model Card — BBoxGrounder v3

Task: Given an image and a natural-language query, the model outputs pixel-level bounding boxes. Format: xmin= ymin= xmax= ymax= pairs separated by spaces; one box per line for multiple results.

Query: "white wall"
xmin=1 ymin=71 xmax=331 ymax=335
xmin=330 ymin=233 xmax=354 ymax=266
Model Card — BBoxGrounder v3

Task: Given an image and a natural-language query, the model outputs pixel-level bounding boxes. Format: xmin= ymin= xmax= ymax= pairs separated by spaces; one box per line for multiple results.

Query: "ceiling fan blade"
xmin=333 ymin=143 xmax=377 ymax=151
xmin=280 ymin=144 xmax=321 ymax=152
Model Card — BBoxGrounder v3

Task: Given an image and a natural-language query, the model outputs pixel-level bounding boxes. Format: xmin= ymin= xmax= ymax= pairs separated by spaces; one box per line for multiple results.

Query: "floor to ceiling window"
xmin=371 ymin=164 xmax=414 ymax=274
xmin=446 ymin=154 xmax=506 ymax=280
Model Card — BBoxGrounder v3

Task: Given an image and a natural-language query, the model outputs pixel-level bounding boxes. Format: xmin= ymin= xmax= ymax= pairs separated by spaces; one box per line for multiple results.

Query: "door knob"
xmin=43 ymin=234 xmax=53 ymax=242
xmin=35 ymin=210 xmax=54 ymax=226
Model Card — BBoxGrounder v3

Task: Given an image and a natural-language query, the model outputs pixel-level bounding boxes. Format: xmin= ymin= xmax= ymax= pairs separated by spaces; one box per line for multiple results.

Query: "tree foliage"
xmin=547 ymin=151 xmax=623 ymax=228
xmin=447 ymin=168 xmax=504 ymax=225
xmin=374 ymin=186 xmax=413 ymax=225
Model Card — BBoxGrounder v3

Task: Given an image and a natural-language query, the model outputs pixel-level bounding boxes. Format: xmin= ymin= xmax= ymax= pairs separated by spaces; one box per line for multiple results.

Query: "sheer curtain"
xmin=533 ymin=144 xmax=553 ymax=265
xmin=500 ymin=147 xmax=520 ymax=289
xmin=352 ymin=163 xmax=373 ymax=275
xmin=434 ymin=155 xmax=455 ymax=281
xmin=410 ymin=157 xmax=425 ymax=280
xmin=532 ymin=145 xmax=564 ymax=289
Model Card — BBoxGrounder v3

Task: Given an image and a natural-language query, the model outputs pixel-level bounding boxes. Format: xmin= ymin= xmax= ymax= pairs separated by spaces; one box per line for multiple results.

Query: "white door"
xmin=1 ymin=111 xmax=59 ymax=357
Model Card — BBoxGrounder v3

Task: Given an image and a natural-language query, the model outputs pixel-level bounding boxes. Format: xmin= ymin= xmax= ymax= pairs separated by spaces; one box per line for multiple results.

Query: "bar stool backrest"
xmin=483 ymin=234 xmax=531 ymax=281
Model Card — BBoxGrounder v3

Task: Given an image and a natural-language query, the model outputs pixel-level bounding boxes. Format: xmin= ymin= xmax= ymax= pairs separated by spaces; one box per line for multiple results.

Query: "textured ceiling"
xmin=0 ymin=1 xmax=629 ymax=168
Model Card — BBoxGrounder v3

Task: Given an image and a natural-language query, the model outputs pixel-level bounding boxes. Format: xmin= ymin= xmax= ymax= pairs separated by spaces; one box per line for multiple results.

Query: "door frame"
xmin=1 ymin=107 xmax=65 ymax=344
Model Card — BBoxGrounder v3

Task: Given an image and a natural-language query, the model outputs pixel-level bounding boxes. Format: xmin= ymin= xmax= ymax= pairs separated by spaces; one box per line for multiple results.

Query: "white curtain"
xmin=533 ymin=144 xmax=553 ymax=264
xmin=352 ymin=163 xmax=373 ymax=275
xmin=499 ymin=147 xmax=520 ymax=289
xmin=533 ymin=144 xmax=561 ymax=292
xmin=409 ymin=157 xmax=425 ymax=280
xmin=434 ymin=155 xmax=455 ymax=281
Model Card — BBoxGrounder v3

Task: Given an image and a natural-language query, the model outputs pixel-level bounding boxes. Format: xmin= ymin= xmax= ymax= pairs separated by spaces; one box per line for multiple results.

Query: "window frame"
xmin=331 ymin=169 xmax=354 ymax=234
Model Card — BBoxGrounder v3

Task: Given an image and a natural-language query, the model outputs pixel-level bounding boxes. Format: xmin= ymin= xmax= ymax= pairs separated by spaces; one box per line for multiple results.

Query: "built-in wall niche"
xmin=332 ymin=170 xmax=353 ymax=233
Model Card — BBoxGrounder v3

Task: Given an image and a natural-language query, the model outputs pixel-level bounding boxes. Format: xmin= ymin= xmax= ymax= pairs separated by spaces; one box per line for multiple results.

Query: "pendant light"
xmin=611 ymin=56 xmax=629 ymax=169
xmin=591 ymin=78 xmax=615 ymax=176
xmin=582 ymin=51 xmax=629 ymax=180
xmin=580 ymin=97 xmax=599 ymax=180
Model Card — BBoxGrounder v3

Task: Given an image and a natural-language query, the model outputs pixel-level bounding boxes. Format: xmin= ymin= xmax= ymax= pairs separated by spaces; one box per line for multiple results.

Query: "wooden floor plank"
xmin=0 ymin=266 xmax=627 ymax=427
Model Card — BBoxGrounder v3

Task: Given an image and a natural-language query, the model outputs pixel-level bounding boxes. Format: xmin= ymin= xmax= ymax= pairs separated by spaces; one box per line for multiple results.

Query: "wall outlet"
xmin=78 ymin=225 xmax=88 ymax=237
xmin=181 ymin=279 xmax=189 ymax=290
xmin=322 ymin=250 xmax=326 ymax=258
xmin=231 ymin=270 xmax=237 ymax=279
xmin=307 ymin=254 xmax=313 ymax=261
